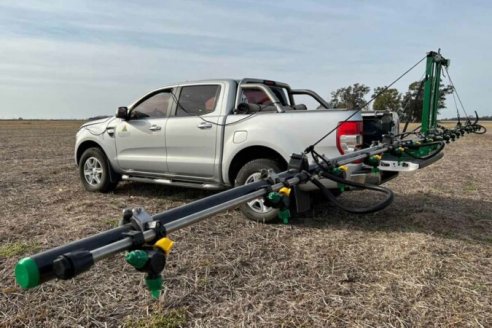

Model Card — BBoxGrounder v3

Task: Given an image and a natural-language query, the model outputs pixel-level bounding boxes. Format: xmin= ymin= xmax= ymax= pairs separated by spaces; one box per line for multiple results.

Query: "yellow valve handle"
xmin=154 ymin=237 xmax=174 ymax=255
xmin=279 ymin=187 xmax=291 ymax=196
xmin=373 ymin=155 xmax=382 ymax=161
xmin=338 ymin=165 xmax=348 ymax=172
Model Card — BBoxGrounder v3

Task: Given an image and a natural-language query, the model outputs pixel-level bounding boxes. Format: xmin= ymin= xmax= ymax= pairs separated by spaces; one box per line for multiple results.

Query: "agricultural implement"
xmin=15 ymin=51 xmax=486 ymax=298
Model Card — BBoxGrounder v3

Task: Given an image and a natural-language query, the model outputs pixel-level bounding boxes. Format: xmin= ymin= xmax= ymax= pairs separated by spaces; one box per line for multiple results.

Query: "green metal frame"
xmin=421 ymin=51 xmax=450 ymax=134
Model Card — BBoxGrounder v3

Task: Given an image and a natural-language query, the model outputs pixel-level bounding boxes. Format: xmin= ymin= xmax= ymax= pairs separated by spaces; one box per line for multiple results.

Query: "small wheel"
xmin=235 ymin=158 xmax=281 ymax=223
xmin=79 ymin=147 xmax=118 ymax=192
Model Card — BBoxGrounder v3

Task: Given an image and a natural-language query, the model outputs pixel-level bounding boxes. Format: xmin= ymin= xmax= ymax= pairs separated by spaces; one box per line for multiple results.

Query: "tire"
xmin=79 ymin=147 xmax=118 ymax=193
xmin=235 ymin=158 xmax=281 ymax=223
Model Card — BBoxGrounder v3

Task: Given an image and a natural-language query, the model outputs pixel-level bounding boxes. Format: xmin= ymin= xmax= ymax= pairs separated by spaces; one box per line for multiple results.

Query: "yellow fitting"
xmin=279 ymin=187 xmax=291 ymax=196
xmin=338 ymin=165 xmax=348 ymax=172
xmin=398 ymin=147 xmax=405 ymax=152
xmin=373 ymin=155 xmax=382 ymax=161
xmin=154 ymin=237 xmax=174 ymax=255
xmin=415 ymin=141 xmax=421 ymax=145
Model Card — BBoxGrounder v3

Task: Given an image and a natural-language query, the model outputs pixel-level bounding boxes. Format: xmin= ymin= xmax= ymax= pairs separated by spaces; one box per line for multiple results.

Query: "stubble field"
xmin=0 ymin=120 xmax=491 ymax=327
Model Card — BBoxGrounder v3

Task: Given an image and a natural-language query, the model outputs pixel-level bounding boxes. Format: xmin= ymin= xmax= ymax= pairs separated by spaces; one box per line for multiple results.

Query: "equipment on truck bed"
xmin=15 ymin=50 xmax=486 ymax=298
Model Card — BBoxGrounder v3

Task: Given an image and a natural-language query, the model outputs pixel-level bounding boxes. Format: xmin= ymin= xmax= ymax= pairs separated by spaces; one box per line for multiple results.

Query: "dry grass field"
xmin=0 ymin=120 xmax=491 ymax=327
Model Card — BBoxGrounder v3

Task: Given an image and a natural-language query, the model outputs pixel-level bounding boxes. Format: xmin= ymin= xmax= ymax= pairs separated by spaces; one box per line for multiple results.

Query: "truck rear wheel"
xmin=79 ymin=147 xmax=118 ymax=193
xmin=235 ymin=158 xmax=281 ymax=223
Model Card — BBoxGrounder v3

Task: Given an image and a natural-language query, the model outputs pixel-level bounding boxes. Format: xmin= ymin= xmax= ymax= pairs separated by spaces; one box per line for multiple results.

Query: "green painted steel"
xmin=431 ymin=63 xmax=443 ymax=128
xmin=421 ymin=55 xmax=434 ymax=134
xmin=421 ymin=51 xmax=449 ymax=134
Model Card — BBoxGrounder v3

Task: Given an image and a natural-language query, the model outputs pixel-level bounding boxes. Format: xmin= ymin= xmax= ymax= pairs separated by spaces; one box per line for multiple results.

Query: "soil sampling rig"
xmin=15 ymin=50 xmax=487 ymax=298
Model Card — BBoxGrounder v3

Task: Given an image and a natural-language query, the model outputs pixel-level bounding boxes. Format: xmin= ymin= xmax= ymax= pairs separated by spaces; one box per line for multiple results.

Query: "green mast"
xmin=421 ymin=50 xmax=450 ymax=134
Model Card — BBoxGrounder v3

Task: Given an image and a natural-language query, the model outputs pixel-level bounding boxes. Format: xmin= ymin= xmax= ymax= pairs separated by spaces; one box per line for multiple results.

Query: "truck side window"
xmin=240 ymin=87 xmax=288 ymax=107
xmin=176 ymin=85 xmax=221 ymax=117
xmin=270 ymin=87 xmax=289 ymax=106
xmin=241 ymin=89 xmax=272 ymax=105
xmin=131 ymin=91 xmax=172 ymax=119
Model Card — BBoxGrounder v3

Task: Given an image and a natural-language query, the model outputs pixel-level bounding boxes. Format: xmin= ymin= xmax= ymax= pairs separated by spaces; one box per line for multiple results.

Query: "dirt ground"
xmin=0 ymin=120 xmax=491 ymax=327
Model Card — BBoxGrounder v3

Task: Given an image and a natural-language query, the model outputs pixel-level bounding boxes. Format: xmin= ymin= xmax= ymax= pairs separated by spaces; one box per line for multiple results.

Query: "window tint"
xmin=131 ymin=92 xmax=172 ymax=119
xmin=240 ymin=89 xmax=272 ymax=105
xmin=270 ymin=87 xmax=289 ymax=106
xmin=176 ymin=85 xmax=221 ymax=117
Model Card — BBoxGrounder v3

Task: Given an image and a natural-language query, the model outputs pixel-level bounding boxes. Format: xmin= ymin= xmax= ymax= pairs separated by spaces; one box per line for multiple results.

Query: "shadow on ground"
xmin=301 ymin=191 xmax=492 ymax=245
xmin=113 ymin=181 xmax=491 ymax=245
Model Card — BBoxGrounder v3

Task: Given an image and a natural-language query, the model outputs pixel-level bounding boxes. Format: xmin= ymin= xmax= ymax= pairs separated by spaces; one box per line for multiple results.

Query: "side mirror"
xmin=116 ymin=107 xmax=128 ymax=120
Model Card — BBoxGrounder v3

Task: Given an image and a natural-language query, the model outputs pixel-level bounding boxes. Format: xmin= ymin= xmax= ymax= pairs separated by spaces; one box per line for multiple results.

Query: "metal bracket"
xmin=379 ymin=160 xmax=419 ymax=172
xmin=129 ymin=207 xmax=153 ymax=232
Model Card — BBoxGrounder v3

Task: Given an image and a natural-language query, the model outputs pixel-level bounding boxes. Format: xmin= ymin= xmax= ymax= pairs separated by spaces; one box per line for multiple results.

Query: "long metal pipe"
xmin=91 ymin=176 xmax=301 ymax=263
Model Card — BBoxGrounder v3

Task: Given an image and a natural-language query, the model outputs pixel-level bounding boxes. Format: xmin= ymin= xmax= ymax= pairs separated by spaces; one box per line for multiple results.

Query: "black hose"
xmin=404 ymin=141 xmax=445 ymax=160
xmin=472 ymin=124 xmax=487 ymax=134
xmin=311 ymin=172 xmax=394 ymax=214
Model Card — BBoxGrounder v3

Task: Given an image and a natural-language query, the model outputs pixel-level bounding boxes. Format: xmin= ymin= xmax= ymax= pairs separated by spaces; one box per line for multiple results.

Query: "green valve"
xmin=125 ymin=250 xmax=148 ymax=269
xmin=15 ymin=257 xmax=40 ymax=289
xmin=278 ymin=208 xmax=290 ymax=224
xmin=145 ymin=276 xmax=163 ymax=299
xmin=338 ymin=183 xmax=345 ymax=192
xmin=332 ymin=167 xmax=342 ymax=175
xmin=266 ymin=192 xmax=282 ymax=203
xmin=367 ymin=155 xmax=380 ymax=166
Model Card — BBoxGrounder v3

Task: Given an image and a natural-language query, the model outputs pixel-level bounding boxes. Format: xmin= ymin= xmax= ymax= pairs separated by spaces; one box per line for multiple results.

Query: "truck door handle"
xmin=149 ymin=125 xmax=162 ymax=131
xmin=197 ymin=122 xmax=213 ymax=129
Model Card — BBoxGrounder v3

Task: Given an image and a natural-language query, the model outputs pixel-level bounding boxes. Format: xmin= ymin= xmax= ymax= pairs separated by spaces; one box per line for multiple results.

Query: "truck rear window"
xmin=176 ymin=85 xmax=221 ymax=116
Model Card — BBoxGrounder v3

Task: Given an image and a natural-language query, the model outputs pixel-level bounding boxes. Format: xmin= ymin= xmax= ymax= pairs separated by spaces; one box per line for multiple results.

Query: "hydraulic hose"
xmin=311 ymin=171 xmax=394 ymax=214
xmin=471 ymin=124 xmax=487 ymax=134
xmin=404 ymin=141 xmax=445 ymax=160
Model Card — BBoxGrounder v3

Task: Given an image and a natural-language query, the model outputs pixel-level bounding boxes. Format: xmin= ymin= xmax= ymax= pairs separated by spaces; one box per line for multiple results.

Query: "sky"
xmin=0 ymin=0 xmax=491 ymax=119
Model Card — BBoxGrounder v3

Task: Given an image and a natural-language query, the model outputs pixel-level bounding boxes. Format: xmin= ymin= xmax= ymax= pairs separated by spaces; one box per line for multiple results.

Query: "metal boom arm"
xmin=421 ymin=50 xmax=450 ymax=133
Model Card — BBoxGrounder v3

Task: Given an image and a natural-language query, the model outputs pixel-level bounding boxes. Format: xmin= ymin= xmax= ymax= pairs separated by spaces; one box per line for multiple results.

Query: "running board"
xmin=121 ymin=175 xmax=223 ymax=190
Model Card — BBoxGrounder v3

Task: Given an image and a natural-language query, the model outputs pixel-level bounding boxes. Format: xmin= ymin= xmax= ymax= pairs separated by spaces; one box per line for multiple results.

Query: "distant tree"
xmin=401 ymin=81 xmax=453 ymax=122
xmin=372 ymin=87 xmax=402 ymax=112
xmin=18 ymin=117 xmax=23 ymax=120
xmin=330 ymin=83 xmax=370 ymax=109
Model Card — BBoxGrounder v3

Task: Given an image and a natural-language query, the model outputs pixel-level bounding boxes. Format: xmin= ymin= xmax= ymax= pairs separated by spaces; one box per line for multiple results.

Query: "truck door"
xmin=115 ymin=89 xmax=173 ymax=174
xmin=165 ymin=84 xmax=221 ymax=178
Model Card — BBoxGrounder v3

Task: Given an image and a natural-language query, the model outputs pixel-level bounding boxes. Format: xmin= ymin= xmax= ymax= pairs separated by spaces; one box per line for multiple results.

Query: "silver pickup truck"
xmin=75 ymin=78 xmax=400 ymax=221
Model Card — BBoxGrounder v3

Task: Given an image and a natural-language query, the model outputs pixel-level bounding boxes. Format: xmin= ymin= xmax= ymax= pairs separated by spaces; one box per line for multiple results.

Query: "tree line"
xmin=329 ymin=81 xmax=453 ymax=122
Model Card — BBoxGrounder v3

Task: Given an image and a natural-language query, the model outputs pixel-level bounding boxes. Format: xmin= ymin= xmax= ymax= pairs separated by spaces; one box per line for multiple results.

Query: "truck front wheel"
xmin=235 ymin=158 xmax=281 ymax=223
xmin=79 ymin=147 xmax=119 ymax=193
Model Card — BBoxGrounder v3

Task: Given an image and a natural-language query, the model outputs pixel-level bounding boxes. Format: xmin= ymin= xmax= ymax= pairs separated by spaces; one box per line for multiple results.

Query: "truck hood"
xmin=78 ymin=116 xmax=115 ymax=135
xmin=80 ymin=116 xmax=114 ymax=128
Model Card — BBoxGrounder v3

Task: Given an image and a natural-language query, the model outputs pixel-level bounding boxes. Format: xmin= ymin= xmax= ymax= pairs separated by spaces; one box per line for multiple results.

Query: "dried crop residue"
xmin=0 ymin=120 xmax=491 ymax=327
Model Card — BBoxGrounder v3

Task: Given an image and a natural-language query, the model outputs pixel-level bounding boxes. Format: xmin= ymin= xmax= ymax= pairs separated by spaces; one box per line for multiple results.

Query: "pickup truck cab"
xmin=75 ymin=78 xmax=399 ymax=221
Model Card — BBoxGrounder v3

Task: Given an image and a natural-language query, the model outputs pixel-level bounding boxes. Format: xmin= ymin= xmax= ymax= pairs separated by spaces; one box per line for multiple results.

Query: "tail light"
xmin=336 ymin=121 xmax=363 ymax=154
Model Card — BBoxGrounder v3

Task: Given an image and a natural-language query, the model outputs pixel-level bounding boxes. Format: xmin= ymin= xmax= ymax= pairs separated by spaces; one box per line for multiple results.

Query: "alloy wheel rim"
xmin=83 ymin=157 xmax=104 ymax=186
xmin=245 ymin=172 xmax=273 ymax=214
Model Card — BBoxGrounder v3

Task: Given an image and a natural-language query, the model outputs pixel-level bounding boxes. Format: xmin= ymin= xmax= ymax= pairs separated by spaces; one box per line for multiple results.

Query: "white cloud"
xmin=0 ymin=0 xmax=491 ymax=118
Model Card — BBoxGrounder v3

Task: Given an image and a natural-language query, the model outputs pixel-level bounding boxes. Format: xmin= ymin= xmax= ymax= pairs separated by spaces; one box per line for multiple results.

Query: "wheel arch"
xmin=228 ymin=146 xmax=287 ymax=185
xmin=76 ymin=140 xmax=104 ymax=166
